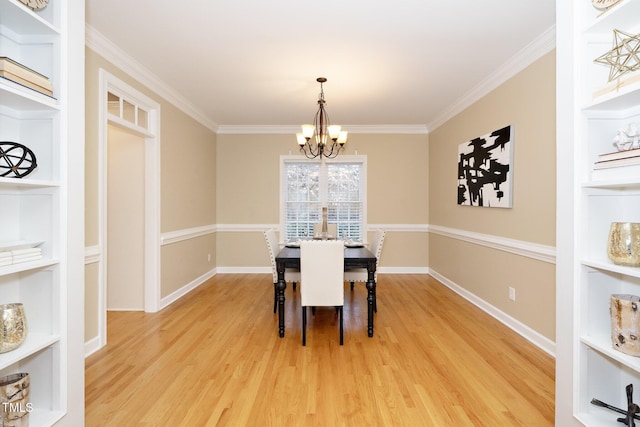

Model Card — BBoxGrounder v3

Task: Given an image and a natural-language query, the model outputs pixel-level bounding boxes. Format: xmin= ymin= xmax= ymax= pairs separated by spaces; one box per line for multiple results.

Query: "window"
xmin=107 ymin=91 xmax=150 ymax=132
xmin=281 ymin=156 xmax=366 ymax=242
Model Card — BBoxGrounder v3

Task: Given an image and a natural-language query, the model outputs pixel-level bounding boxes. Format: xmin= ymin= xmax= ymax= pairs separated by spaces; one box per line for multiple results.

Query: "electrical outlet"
xmin=207 ymin=253 xmax=211 ymax=262
xmin=508 ymin=287 xmax=516 ymax=301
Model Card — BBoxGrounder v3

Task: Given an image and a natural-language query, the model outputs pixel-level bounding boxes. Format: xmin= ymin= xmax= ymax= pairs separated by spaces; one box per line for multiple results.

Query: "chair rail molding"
xmin=215 ymin=224 xmax=279 ymax=232
xmin=85 ymin=245 xmax=101 ymax=264
xmin=161 ymin=224 xmax=217 ymax=245
xmin=428 ymin=224 xmax=556 ymax=264
xmin=215 ymin=223 xmax=429 ymax=233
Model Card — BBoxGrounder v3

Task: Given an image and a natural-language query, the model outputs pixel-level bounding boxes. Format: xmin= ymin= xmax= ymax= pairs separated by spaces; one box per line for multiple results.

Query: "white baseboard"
xmin=378 ymin=267 xmax=429 ymax=274
xmin=215 ymin=266 xmax=427 ymax=274
xmin=215 ymin=267 xmax=272 ymax=274
xmin=429 ymin=269 xmax=556 ymax=358
xmin=84 ymin=336 xmax=103 ymax=358
xmin=159 ymin=267 xmax=218 ymax=310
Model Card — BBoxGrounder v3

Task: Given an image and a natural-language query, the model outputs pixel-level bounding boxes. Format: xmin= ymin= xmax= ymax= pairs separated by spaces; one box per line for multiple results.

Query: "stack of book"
xmin=0 ymin=247 xmax=43 ymax=267
xmin=592 ymin=148 xmax=640 ymax=181
xmin=0 ymin=56 xmax=53 ymax=97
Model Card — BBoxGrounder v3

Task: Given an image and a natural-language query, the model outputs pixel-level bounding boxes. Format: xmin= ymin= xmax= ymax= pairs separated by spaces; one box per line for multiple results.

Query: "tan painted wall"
xmin=107 ymin=125 xmax=145 ymax=310
xmin=428 ymin=51 xmax=556 ymax=340
xmin=84 ymin=262 xmax=99 ymax=341
xmin=216 ymin=133 xmax=429 ymax=268
xmin=83 ymin=44 xmax=555 ymax=345
xmin=84 ymin=47 xmax=217 ymax=342
xmin=161 ymin=234 xmax=217 ymax=296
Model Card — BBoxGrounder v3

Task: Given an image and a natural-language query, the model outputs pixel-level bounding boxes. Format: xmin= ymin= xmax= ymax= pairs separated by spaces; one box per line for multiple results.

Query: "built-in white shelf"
xmin=0 ymin=259 xmax=59 ymax=277
xmin=0 ymin=0 xmax=82 ymax=424
xmin=557 ymin=0 xmax=640 ymax=425
xmin=0 ymin=333 xmax=60 ymax=371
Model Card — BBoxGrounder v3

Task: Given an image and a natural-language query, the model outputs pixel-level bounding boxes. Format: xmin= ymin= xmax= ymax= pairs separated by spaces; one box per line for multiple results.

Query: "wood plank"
xmin=85 ymin=274 xmax=555 ymax=426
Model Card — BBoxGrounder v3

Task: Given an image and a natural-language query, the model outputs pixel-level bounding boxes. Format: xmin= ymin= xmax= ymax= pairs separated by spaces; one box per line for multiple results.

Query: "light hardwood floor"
xmin=85 ymin=274 xmax=555 ymax=426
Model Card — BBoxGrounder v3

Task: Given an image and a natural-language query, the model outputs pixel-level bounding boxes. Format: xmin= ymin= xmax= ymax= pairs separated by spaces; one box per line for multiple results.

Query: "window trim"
xmin=279 ymin=155 xmax=367 ymax=244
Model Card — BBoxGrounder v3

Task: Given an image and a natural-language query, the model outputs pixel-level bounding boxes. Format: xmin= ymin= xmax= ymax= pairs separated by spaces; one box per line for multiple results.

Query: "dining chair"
xmin=313 ymin=223 xmax=338 ymax=238
xmin=344 ymin=229 xmax=386 ymax=311
xmin=300 ymin=240 xmax=345 ymax=346
xmin=264 ymin=229 xmax=300 ymax=313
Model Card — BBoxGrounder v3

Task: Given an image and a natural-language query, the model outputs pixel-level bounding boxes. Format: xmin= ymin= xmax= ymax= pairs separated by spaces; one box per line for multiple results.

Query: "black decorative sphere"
xmin=0 ymin=142 xmax=37 ymax=178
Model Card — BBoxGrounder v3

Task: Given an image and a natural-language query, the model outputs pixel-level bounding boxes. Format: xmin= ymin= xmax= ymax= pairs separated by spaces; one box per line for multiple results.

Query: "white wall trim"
xmin=217 ymin=124 xmax=429 ymax=135
xmin=216 ymin=224 xmax=279 ymax=232
xmin=159 ymin=268 xmax=217 ymax=310
xmin=370 ymin=224 xmax=429 ymax=232
xmin=428 ymin=224 xmax=556 ymax=264
xmin=86 ymin=24 xmax=554 ymax=137
xmin=378 ymin=267 xmax=430 ymax=274
xmin=214 ymin=223 xmax=430 ymax=233
xmin=99 ymin=69 xmax=163 ymax=316
xmin=161 ymin=224 xmax=217 ymax=245
xmin=84 ymin=245 xmax=101 ymax=264
xmin=85 ymin=24 xmax=218 ymax=133
xmin=429 ymin=268 xmax=556 ymax=357
xmin=428 ymin=25 xmax=556 ymax=132
xmin=215 ymin=266 xmax=428 ymax=274
xmin=216 ymin=267 xmax=272 ymax=274
xmin=84 ymin=336 xmax=102 ymax=358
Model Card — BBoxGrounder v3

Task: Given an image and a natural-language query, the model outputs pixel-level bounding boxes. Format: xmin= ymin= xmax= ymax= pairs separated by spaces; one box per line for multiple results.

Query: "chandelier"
xmin=296 ymin=77 xmax=347 ymax=159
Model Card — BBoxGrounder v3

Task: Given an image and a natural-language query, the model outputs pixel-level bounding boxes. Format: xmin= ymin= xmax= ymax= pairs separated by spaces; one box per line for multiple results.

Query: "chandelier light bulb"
xmin=328 ymin=125 xmax=342 ymax=140
xmin=301 ymin=124 xmax=315 ymax=139
xmin=338 ymin=131 xmax=348 ymax=145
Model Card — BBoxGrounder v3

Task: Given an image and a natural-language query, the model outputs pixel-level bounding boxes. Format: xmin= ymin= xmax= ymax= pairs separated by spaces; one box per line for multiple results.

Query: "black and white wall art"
xmin=457 ymin=125 xmax=513 ymax=208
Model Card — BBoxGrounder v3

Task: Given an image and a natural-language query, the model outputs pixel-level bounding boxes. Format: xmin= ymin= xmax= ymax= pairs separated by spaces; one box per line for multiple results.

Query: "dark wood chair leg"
xmin=273 ymin=283 xmax=277 ymax=313
xmin=302 ymin=306 xmax=307 ymax=346
xmin=339 ymin=306 xmax=343 ymax=345
xmin=293 ymin=282 xmax=297 ymax=291
xmin=350 ymin=281 xmax=354 ymax=291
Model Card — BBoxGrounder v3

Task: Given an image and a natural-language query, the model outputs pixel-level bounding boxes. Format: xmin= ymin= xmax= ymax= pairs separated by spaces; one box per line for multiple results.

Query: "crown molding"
xmin=85 ymin=24 xmax=219 ymax=133
xmin=216 ymin=124 xmax=429 ymax=135
xmin=86 ymin=23 xmax=555 ymax=137
xmin=428 ymin=25 xmax=556 ymax=132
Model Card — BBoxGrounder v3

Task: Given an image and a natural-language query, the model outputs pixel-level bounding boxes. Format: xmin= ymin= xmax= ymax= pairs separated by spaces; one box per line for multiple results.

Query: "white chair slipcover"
xmin=300 ymin=239 xmax=345 ymax=345
xmin=264 ymin=229 xmax=300 ymax=313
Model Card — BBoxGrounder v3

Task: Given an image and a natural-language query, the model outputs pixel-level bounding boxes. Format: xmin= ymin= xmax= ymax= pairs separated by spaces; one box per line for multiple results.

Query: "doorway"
xmin=97 ymin=70 xmax=161 ymax=349
xmin=107 ymin=125 xmax=145 ymax=309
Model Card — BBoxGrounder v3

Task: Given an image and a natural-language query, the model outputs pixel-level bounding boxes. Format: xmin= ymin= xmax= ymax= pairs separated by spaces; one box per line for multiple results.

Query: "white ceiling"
xmin=85 ymin=1 xmax=556 ymax=132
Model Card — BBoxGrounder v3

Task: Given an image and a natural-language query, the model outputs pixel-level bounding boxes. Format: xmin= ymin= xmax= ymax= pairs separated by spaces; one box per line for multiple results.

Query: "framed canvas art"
xmin=457 ymin=125 xmax=513 ymax=208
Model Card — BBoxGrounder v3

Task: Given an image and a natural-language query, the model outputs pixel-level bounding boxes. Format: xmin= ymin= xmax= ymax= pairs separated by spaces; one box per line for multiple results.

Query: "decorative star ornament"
xmin=594 ymin=29 xmax=640 ymax=82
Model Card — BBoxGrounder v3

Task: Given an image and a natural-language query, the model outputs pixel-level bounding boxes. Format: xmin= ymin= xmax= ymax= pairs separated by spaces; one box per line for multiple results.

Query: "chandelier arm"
xmin=325 ymin=142 xmax=335 ymax=157
xmin=300 ymin=143 xmax=320 ymax=159
xmin=326 ymin=143 xmax=342 ymax=159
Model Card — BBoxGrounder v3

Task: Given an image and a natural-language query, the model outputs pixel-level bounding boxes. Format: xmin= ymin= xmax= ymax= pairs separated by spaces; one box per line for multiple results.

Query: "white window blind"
xmin=281 ymin=156 xmax=366 ymax=242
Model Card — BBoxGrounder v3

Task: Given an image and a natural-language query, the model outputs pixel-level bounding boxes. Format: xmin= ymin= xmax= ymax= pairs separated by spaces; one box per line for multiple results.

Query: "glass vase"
xmin=0 ymin=303 xmax=27 ymax=354
xmin=607 ymin=222 xmax=640 ymax=267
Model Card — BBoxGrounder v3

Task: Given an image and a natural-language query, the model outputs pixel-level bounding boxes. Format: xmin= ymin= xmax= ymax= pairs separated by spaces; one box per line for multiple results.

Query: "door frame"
xmin=97 ymin=69 xmax=161 ymax=346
